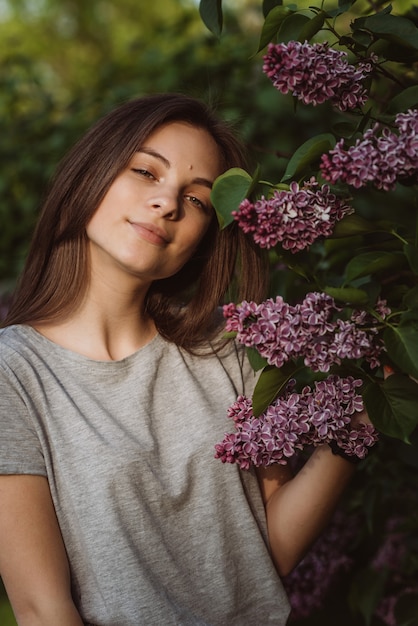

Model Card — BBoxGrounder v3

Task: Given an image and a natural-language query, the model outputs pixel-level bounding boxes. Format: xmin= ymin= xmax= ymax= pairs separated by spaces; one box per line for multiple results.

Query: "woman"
xmin=0 ymin=93 xmax=357 ymax=625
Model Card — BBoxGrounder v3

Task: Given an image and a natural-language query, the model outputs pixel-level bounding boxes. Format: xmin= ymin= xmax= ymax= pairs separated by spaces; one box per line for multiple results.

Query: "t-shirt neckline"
xmin=13 ymin=324 xmax=165 ymax=369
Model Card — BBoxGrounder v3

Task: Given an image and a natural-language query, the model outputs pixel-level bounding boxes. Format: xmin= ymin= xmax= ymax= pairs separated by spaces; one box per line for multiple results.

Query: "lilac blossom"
xmin=233 ymin=179 xmax=353 ymax=252
xmin=321 ymin=109 xmax=418 ymax=191
xmin=263 ymin=40 xmax=375 ymax=112
xmin=223 ymin=292 xmax=388 ymax=372
xmin=214 ymin=376 xmax=379 ymax=468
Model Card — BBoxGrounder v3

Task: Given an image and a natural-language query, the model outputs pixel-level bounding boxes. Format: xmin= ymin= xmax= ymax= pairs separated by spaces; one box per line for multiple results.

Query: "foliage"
xmin=200 ymin=0 xmax=418 ymax=624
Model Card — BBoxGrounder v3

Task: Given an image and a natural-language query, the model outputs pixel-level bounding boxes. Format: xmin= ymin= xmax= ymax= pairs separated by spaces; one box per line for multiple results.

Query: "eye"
xmin=131 ymin=168 xmax=155 ymax=180
xmin=184 ymin=194 xmax=209 ymax=212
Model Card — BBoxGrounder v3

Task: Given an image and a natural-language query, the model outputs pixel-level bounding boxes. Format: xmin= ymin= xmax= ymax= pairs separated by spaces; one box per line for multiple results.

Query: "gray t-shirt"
xmin=0 ymin=324 xmax=290 ymax=625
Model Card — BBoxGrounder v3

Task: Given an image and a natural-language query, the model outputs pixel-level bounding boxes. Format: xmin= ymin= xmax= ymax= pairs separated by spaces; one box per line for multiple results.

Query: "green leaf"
xmin=281 ymin=133 xmax=336 ymax=182
xmin=369 ymin=38 xmax=418 ymax=62
xmin=246 ymin=347 xmax=268 ymax=372
xmin=257 ymin=5 xmax=293 ymax=51
xmin=384 ymin=319 xmax=418 ymax=379
xmin=351 ymin=29 xmax=374 ymax=48
xmin=262 ymin=0 xmax=282 ymax=19
xmin=211 ymin=168 xmax=252 ymax=229
xmin=247 ymin=163 xmax=262 ymax=198
xmin=387 ymin=85 xmax=418 ymax=115
xmin=345 ymin=251 xmax=407 ymax=282
xmin=324 ymin=286 xmax=369 ymax=306
xmin=331 ymin=121 xmax=358 ymax=139
xmin=278 ymin=13 xmax=311 ymax=44
xmin=199 ymin=0 xmax=223 ymax=38
xmin=404 ymin=243 xmax=418 ymax=275
xmin=348 ymin=567 xmax=389 ymax=626
xmin=297 ymin=10 xmax=326 ymax=43
xmin=326 ymin=0 xmax=357 ymax=18
xmin=352 ymin=12 xmax=418 ymax=51
xmin=403 ymin=286 xmax=418 ymax=310
xmin=330 ymin=214 xmax=376 ymax=238
xmin=252 ymin=364 xmax=294 ymax=417
xmin=363 ymin=375 xmax=418 ymax=441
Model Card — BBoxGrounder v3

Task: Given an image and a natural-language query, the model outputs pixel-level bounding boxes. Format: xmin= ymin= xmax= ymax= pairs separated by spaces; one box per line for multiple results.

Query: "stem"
xmin=390 ymin=230 xmax=409 ymax=245
xmin=373 ymin=62 xmax=406 ymax=89
xmin=258 ymin=180 xmax=277 ymax=187
xmin=385 ymin=310 xmax=404 ymax=323
xmin=322 ymin=21 xmax=406 ymax=89
xmin=322 ymin=21 xmax=340 ymax=42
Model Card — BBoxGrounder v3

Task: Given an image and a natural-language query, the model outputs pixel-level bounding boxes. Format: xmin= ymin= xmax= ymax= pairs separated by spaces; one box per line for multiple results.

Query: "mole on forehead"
xmin=188 ymin=164 xmax=193 ymax=170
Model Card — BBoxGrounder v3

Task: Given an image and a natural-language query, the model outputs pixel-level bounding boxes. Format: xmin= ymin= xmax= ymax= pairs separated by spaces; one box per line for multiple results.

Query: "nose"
xmin=148 ymin=190 xmax=179 ymax=220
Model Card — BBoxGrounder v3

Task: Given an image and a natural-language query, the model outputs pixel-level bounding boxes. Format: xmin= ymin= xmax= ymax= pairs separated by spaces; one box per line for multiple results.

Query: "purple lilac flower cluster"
xmin=263 ymin=40 xmax=375 ymax=112
xmin=223 ymin=292 xmax=389 ymax=372
xmin=321 ymin=109 xmax=418 ymax=191
xmin=233 ymin=179 xmax=353 ymax=252
xmin=214 ymin=376 xmax=378 ymax=469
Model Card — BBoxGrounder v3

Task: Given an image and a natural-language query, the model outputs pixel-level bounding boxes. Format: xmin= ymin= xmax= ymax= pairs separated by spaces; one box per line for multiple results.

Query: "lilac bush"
xmin=233 ymin=179 xmax=353 ymax=252
xmin=321 ymin=109 xmax=418 ymax=190
xmin=215 ymin=376 xmax=378 ymax=468
xmin=223 ymin=292 xmax=389 ymax=372
xmin=217 ymin=293 xmax=384 ymax=468
xmin=201 ymin=0 xmax=418 ymax=623
xmin=263 ymin=40 xmax=376 ymax=112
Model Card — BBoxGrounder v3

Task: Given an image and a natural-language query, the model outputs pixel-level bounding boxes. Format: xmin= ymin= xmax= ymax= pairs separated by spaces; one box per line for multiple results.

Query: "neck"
xmin=33 ymin=277 xmax=157 ymax=361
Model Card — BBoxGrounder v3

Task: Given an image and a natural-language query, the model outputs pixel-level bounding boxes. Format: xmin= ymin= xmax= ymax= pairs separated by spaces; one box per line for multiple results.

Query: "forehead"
xmin=139 ymin=122 xmax=223 ymax=174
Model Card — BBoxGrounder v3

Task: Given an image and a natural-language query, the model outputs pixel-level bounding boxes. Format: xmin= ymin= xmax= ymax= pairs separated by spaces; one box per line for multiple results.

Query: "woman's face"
xmin=86 ymin=121 xmax=223 ymax=287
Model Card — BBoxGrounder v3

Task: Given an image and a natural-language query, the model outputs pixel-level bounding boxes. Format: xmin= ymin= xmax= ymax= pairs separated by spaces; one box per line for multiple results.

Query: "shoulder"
xmin=0 ymin=325 xmax=38 ymax=363
xmin=0 ymin=325 xmax=25 ymax=365
xmin=0 ymin=325 xmax=53 ymax=389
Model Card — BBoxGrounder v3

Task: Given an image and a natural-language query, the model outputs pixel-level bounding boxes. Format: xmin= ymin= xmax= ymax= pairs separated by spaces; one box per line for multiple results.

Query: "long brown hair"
xmin=4 ymin=93 xmax=268 ymax=350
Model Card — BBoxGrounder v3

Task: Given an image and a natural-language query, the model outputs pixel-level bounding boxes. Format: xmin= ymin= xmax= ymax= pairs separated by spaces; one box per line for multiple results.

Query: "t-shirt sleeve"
xmin=0 ymin=365 xmax=47 ymax=476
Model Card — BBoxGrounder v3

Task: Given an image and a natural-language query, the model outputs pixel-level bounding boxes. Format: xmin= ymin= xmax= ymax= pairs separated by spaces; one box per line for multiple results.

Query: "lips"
xmin=128 ymin=221 xmax=171 ymax=246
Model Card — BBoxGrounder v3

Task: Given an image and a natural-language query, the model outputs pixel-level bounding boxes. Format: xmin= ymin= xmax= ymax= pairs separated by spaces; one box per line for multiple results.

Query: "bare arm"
xmin=257 ymin=445 xmax=355 ymax=577
xmin=0 ymin=475 xmax=83 ymax=626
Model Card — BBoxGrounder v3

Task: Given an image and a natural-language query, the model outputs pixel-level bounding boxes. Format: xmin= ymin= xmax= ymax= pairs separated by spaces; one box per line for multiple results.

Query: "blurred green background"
xmin=0 ymin=578 xmax=16 ymax=625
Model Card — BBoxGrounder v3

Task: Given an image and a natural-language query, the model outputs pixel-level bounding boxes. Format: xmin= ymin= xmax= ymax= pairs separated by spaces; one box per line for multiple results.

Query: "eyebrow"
xmin=136 ymin=148 xmax=214 ymax=189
